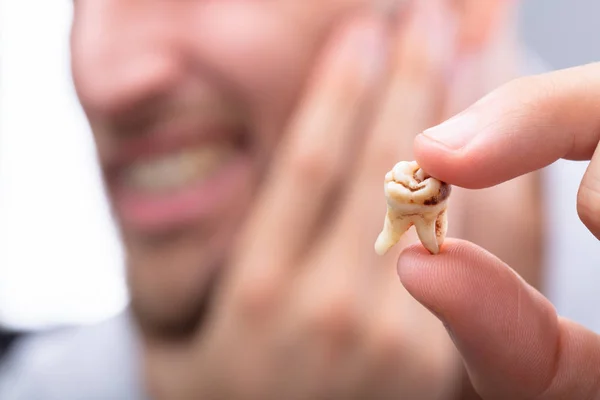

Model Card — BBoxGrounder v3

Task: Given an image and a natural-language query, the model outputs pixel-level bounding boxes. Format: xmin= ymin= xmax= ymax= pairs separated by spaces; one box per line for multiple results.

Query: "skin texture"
xmin=69 ymin=0 xmax=541 ymax=398
xmin=401 ymin=63 xmax=600 ymax=399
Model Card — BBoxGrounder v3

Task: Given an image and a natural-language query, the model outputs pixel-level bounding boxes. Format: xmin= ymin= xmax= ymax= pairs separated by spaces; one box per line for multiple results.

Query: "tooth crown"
xmin=375 ymin=161 xmax=451 ymax=256
xmin=384 ymin=161 xmax=450 ymax=209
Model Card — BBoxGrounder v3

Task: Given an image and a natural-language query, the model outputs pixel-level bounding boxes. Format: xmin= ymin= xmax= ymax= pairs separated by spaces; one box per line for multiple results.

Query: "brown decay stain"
xmin=394 ymin=213 xmax=419 ymax=220
xmin=423 ymin=183 xmax=451 ymax=206
xmin=435 ymin=215 xmax=442 ymax=238
xmin=398 ymin=182 xmax=423 ymax=192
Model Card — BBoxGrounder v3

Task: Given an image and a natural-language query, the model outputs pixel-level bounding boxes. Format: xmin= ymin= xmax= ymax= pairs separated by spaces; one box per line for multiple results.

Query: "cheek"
xmin=180 ymin=3 xmax=323 ymax=140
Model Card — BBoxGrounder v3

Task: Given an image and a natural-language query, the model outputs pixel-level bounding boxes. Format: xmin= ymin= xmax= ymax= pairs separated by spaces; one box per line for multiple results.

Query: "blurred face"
xmin=70 ymin=0 xmax=506 ymax=339
xmin=70 ymin=0 xmax=378 ymax=338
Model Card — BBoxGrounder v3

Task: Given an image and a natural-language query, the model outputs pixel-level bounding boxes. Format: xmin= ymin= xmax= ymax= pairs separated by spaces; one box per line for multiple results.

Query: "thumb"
xmin=413 ymin=63 xmax=600 ymax=189
xmin=397 ymin=239 xmax=600 ymax=400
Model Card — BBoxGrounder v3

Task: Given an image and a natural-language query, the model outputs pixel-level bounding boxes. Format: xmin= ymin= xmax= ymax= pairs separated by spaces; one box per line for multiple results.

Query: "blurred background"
xmin=0 ymin=0 xmax=599 ymax=331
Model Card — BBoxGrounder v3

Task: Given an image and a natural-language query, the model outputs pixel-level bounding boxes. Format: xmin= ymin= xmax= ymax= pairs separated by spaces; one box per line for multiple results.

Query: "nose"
xmin=70 ymin=1 xmax=181 ymax=118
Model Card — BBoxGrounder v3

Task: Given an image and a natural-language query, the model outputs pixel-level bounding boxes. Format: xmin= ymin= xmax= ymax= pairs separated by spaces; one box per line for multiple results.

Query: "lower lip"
xmin=111 ymin=154 xmax=252 ymax=233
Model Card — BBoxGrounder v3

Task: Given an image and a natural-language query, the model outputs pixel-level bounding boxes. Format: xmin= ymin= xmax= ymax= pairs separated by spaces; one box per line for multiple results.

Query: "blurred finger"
xmin=324 ymin=0 xmax=456 ymax=265
xmin=225 ymin=16 xmax=388 ymax=299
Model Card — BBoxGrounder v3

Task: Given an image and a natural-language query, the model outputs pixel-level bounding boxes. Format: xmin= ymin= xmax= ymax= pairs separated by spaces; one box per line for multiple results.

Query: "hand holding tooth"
xmin=375 ymin=161 xmax=451 ymax=255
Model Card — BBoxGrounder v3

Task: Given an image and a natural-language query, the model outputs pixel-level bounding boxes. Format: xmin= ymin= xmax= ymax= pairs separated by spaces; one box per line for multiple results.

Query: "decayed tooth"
xmin=375 ymin=161 xmax=451 ymax=255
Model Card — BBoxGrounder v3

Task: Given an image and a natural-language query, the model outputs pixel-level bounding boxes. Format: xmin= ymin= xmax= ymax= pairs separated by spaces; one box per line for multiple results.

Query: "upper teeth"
xmin=123 ymin=145 xmax=234 ymax=192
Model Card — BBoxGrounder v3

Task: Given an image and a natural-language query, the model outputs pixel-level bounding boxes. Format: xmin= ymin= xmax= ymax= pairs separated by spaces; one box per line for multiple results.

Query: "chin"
xmin=129 ymin=268 xmax=221 ymax=342
xmin=123 ymin=212 xmax=239 ymax=342
xmin=111 ymin=144 xmax=260 ymax=341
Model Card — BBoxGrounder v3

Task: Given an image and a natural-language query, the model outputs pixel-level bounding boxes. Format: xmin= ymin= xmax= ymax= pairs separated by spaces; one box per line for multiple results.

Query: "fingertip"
xmin=395 ymin=241 xmax=431 ymax=288
xmin=396 ymin=239 xmax=485 ymax=302
xmin=413 ymin=134 xmax=479 ymax=188
xmin=412 ymin=133 xmax=448 ymax=179
xmin=398 ymin=238 xmax=563 ymax=399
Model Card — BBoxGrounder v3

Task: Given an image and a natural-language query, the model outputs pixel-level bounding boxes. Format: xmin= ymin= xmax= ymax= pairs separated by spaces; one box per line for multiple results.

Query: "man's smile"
xmin=104 ymin=112 xmax=252 ymax=234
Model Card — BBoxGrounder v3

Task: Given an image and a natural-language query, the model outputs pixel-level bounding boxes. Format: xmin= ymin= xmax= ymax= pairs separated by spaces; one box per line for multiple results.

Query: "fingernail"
xmin=421 ymin=109 xmax=479 ymax=149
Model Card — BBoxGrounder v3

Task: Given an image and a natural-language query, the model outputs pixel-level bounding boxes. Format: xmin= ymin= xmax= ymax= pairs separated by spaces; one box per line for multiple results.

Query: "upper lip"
xmin=100 ymin=117 xmax=247 ymax=177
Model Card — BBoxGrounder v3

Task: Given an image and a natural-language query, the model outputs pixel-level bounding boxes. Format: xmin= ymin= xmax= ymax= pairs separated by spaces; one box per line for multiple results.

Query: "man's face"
xmin=70 ymin=0 xmax=378 ymax=338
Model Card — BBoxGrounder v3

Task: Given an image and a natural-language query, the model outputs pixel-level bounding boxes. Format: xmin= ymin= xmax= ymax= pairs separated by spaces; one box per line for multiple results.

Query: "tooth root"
xmin=375 ymin=213 xmax=412 ymax=256
xmin=415 ymin=217 xmax=439 ymax=255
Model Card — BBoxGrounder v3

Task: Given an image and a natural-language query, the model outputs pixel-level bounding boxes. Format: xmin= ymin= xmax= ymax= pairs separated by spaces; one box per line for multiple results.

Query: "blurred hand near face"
xmin=145 ymin=2 xmax=467 ymax=399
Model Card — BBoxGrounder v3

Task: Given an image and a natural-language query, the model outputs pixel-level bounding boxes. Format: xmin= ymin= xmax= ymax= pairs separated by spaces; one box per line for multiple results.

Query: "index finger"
xmin=412 ymin=62 xmax=600 ymax=189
